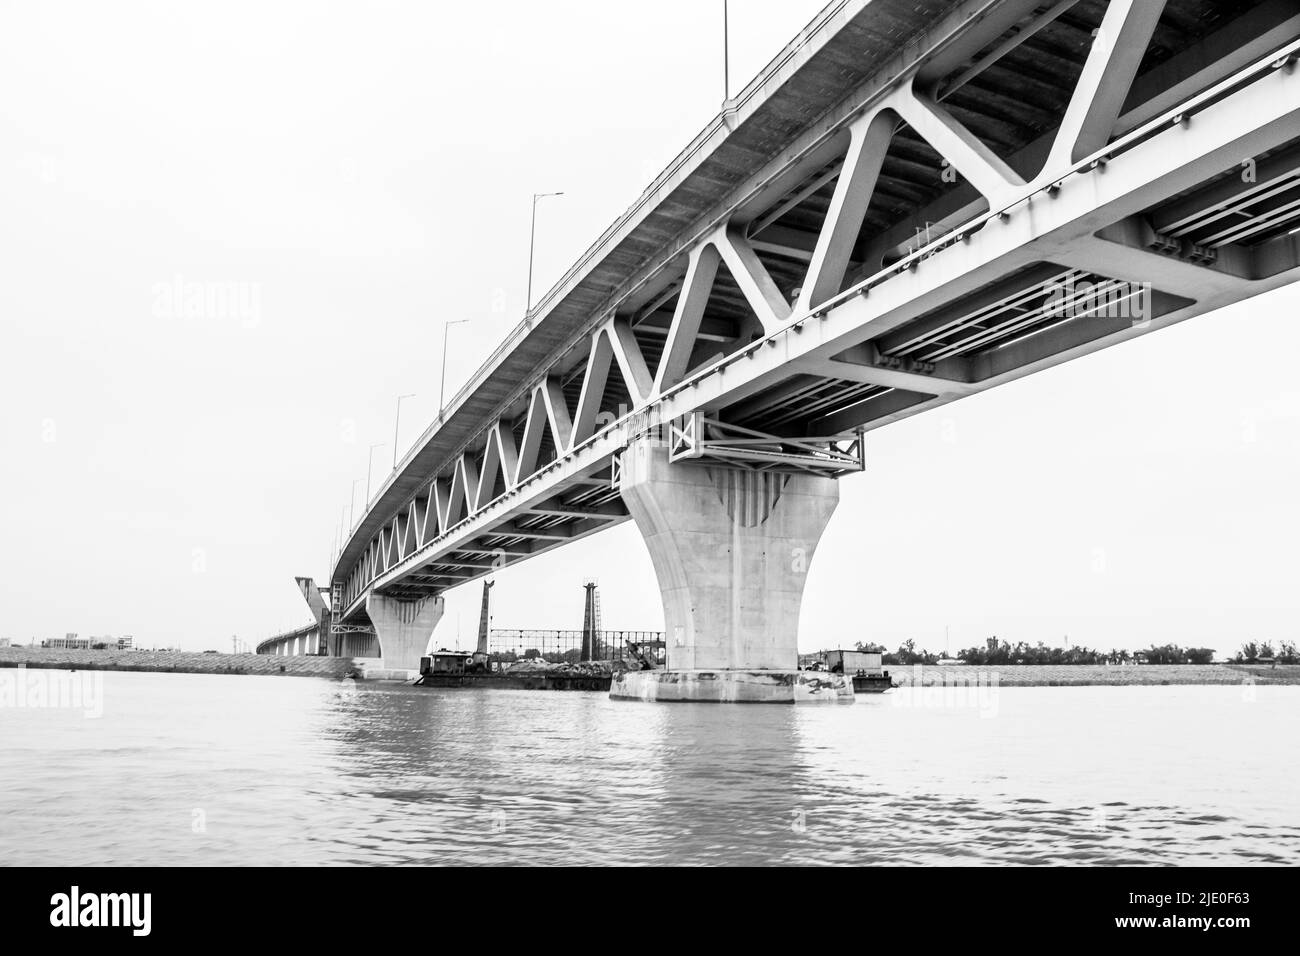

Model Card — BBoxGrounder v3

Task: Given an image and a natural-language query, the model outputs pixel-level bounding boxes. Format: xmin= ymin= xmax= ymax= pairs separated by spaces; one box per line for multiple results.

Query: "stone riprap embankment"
xmin=0 ymin=646 xmax=352 ymax=679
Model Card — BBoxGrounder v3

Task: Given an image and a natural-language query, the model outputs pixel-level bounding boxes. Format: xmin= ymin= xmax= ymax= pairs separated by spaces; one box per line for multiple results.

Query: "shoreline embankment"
xmin=3 ymin=647 xmax=1296 ymax=687
xmin=885 ymin=663 xmax=1300 ymax=686
xmin=0 ymin=646 xmax=351 ymax=679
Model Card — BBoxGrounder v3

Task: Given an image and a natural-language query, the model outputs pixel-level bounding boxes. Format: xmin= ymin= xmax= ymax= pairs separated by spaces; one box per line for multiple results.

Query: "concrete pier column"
xmin=365 ymin=592 xmax=444 ymax=672
xmin=610 ymin=435 xmax=852 ymax=703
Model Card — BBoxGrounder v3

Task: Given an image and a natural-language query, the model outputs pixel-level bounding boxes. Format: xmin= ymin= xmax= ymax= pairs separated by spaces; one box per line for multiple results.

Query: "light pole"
xmin=439 ymin=318 xmax=470 ymax=417
xmin=392 ymin=393 xmax=415 ymax=470
xmin=365 ymin=442 xmax=385 ymax=504
xmin=723 ymin=0 xmax=730 ymax=102
xmin=525 ymin=191 xmax=564 ymax=325
xmin=349 ymin=478 xmax=362 ymax=530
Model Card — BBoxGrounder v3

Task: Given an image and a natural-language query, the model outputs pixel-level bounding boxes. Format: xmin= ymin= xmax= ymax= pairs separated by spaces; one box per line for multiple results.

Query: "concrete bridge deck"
xmin=321 ymin=0 xmax=1300 ymax=697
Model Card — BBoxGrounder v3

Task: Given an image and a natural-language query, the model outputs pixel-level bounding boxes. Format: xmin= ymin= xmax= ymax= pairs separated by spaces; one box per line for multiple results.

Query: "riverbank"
xmin=0 ymin=646 xmax=351 ymax=679
xmin=3 ymin=647 xmax=1294 ymax=687
xmin=885 ymin=663 xmax=1300 ymax=686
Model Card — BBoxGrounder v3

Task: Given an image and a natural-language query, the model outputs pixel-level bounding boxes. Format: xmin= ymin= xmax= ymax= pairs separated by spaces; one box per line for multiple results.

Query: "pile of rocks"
xmin=501 ymin=658 xmax=620 ymax=676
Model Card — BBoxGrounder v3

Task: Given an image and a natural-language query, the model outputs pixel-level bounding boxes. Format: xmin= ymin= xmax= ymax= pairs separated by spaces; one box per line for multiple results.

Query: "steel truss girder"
xmin=333 ymin=7 xmax=1300 ymax=622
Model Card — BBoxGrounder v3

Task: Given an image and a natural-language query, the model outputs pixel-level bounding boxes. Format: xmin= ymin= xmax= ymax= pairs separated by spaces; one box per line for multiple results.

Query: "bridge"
xmin=256 ymin=622 xmax=322 ymax=658
xmin=320 ymin=0 xmax=1300 ymax=702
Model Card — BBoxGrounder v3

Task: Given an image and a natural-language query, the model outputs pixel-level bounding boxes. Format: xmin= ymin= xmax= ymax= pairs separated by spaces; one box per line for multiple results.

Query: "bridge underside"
xmin=327 ymin=0 xmax=1300 ymax=691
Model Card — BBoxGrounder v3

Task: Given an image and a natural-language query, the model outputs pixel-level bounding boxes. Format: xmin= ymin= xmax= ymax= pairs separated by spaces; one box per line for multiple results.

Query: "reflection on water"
xmin=1 ymin=671 xmax=1297 ymax=865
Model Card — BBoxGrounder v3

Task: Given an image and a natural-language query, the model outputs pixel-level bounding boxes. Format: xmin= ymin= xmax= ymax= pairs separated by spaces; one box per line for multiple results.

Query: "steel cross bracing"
xmin=664 ymin=413 xmax=865 ymax=477
xmin=332 ymin=0 xmax=1300 ymax=618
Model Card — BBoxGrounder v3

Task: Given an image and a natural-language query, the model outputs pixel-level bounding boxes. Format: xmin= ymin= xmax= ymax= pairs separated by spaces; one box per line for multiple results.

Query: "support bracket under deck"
xmin=664 ymin=412 xmax=865 ymax=477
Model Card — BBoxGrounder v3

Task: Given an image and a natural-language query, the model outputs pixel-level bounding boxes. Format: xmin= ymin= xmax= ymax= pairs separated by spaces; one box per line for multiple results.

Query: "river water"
xmin=1 ymin=671 xmax=1296 ymax=866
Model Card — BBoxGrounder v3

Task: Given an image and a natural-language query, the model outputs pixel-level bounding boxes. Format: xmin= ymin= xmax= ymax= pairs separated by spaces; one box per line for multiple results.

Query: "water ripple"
xmin=0 ymin=675 xmax=1297 ymax=865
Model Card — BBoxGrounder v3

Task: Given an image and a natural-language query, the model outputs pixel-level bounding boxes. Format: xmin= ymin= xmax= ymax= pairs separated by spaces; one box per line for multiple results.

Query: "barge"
xmin=851 ymin=672 xmax=895 ymax=694
xmin=415 ymin=648 xmax=892 ymax=694
xmin=416 ymin=651 xmax=612 ymax=691
xmin=821 ymin=650 xmax=895 ymax=693
xmin=416 ymin=671 xmax=612 ymax=691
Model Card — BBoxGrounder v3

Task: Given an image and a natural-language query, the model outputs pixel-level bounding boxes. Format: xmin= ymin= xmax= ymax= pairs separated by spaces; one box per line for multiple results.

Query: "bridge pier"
xmin=609 ymin=436 xmax=852 ymax=703
xmin=365 ymin=592 xmax=444 ymax=673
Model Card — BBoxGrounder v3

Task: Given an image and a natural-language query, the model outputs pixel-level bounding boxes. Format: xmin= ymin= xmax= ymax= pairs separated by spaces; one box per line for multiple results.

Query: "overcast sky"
xmin=3 ymin=1 xmax=1298 ymax=659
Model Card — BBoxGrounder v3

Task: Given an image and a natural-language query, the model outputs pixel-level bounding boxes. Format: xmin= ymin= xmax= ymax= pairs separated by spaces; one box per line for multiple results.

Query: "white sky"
xmin=3 ymin=1 xmax=1298 ymax=659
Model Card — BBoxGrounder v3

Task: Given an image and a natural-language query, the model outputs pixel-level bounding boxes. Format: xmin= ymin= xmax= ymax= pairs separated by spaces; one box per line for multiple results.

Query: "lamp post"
xmin=723 ymin=0 xmax=730 ymax=102
xmin=349 ymin=478 xmax=362 ymax=530
xmin=392 ymin=393 xmax=415 ymax=470
xmin=365 ymin=442 xmax=385 ymax=504
xmin=439 ymin=318 xmax=471 ymax=417
xmin=525 ymin=191 xmax=564 ymax=325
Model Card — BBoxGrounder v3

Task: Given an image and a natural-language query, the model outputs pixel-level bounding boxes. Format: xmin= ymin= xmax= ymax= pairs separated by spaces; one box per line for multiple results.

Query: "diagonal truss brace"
xmin=666 ymin=412 xmax=865 ymax=477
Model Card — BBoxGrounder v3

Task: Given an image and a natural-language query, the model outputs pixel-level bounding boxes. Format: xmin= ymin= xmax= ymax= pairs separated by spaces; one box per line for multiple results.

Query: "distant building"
xmin=117 ymin=636 xmax=134 ymax=650
xmin=0 ymin=638 xmax=10 ymax=648
xmin=45 ymin=636 xmax=92 ymax=650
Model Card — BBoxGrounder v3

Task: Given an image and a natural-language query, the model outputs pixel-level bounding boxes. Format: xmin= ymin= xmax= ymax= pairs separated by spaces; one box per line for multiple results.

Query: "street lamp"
xmin=525 ymin=191 xmax=564 ymax=325
xmin=365 ymin=442 xmax=385 ymax=504
xmin=349 ymin=478 xmax=362 ymax=530
xmin=723 ymin=0 xmax=730 ymax=102
xmin=392 ymin=393 xmax=415 ymax=470
xmin=439 ymin=318 xmax=471 ymax=417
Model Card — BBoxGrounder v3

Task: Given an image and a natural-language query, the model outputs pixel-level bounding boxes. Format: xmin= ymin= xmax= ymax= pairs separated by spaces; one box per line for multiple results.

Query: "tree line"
xmin=854 ymin=637 xmax=1298 ymax=666
xmin=1234 ymin=641 xmax=1298 ymax=664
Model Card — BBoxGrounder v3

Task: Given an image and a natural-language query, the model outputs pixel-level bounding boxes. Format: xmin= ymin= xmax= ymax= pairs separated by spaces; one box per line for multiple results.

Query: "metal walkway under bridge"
xmin=322 ymin=0 xmax=1300 ymax=684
